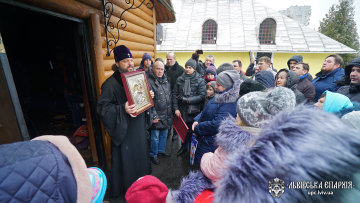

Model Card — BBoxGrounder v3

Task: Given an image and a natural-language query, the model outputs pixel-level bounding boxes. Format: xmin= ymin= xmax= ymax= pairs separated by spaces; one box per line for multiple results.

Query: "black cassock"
xmin=97 ymin=70 xmax=150 ymax=197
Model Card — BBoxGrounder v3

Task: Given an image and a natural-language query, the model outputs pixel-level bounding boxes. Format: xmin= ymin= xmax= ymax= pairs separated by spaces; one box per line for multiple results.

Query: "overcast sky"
xmin=256 ymin=0 xmax=360 ymax=35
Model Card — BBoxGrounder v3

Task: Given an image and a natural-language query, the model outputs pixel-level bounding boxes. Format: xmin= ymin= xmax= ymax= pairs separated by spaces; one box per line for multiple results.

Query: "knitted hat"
xmin=205 ymin=63 xmax=217 ymax=76
xmin=125 ymin=175 xmax=169 ymax=203
xmin=114 ymin=45 xmax=133 ymax=62
xmin=341 ymin=111 xmax=360 ymax=129
xmin=239 ymin=79 xmax=265 ymax=96
xmin=206 ymin=81 xmax=216 ymax=92
xmin=254 ymin=70 xmax=275 ymax=88
xmin=237 ymin=87 xmax=296 ymax=128
xmin=142 ymin=52 xmax=152 ymax=61
xmin=217 ymin=70 xmax=240 ymax=89
xmin=87 ymin=167 xmax=107 ymax=203
xmin=185 ymin=58 xmax=197 ymax=69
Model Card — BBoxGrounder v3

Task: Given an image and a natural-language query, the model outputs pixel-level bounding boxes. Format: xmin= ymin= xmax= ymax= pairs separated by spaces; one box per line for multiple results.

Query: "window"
xmin=259 ymin=18 xmax=276 ymax=44
xmin=202 ymin=19 xmax=217 ymax=44
xmin=156 ymin=24 xmax=163 ymax=45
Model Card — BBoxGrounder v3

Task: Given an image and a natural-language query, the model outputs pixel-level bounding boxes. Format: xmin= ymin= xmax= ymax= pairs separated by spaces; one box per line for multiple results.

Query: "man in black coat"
xmin=97 ymin=45 xmax=152 ymax=198
xmin=165 ymin=52 xmax=185 ymax=91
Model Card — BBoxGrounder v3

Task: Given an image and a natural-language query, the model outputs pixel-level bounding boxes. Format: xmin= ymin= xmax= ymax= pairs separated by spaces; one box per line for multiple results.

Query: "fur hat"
xmin=237 ymin=87 xmax=296 ymax=127
xmin=205 ymin=63 xmax=217 ymax=76
xmin=239 ymin=79 xmax=265 ymax=96
xmin=185 ymin=58 xmax=197 ymax=69
xmin=125 ymin=175 xmax=170 ymax=203
xmin=114 ymin=45 xmax=133 ymax=62
xmin=217 ymin=70 xmax=240 ymax=89
xmin=215 ymin=106 xmax=360 ymax=202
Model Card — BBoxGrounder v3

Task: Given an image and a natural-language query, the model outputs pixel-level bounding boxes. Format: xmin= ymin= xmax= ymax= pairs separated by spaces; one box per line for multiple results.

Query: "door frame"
xmin=0 ymin=0 xmax=105 ymax=167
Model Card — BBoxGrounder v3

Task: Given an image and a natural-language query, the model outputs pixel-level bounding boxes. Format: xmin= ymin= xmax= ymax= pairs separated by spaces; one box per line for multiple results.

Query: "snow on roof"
xmin=157 ymin=0 xmax=356 ymax=53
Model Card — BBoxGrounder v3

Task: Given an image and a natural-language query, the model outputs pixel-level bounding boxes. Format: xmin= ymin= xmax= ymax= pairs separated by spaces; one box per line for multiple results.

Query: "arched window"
xmin=259 ymin=18 xmax=276 ymax=44
xmin=156 ymin=24 xmax=163 ymax=45
xmin=202 ymin=19 xmax=217 ymax=44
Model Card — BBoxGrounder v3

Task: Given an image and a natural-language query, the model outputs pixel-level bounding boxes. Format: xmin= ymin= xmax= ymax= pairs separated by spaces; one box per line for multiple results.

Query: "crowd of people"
xmin=2 ymin=44 xmax=359 ymax=202
xmin=96 ymin=45 xmax=360 ymax=202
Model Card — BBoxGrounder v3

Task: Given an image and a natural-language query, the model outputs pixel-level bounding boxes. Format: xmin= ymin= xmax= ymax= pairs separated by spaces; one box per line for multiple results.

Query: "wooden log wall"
xmin=77 ymin=0 xmax=156 ymax=80
xmin=17 ymin=0 xmax=158 ymax=169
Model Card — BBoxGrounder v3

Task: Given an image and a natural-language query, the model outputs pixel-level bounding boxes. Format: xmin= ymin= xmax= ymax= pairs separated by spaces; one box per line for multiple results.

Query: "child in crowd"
xmin=314 ymin=90 xmax=353 ymax=113
xmin=125 ymin=175 xmax=173 ymax=203
xmin=275 ymin=69 xmax=306 ymax=104
xmin=204 ymin=63 xmax=217 ymax=82
xmin=204 ymin=81 xmax=216 ymax=107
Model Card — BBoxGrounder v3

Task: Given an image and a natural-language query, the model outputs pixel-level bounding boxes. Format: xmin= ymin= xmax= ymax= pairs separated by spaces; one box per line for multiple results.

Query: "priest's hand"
xmin=125 ymin=102 xmax=137 ymax=117
xmin=192 ymin=121 xmax=199 ymax=131
xmin=175 ymin=110 xmax=181 ymax=117
xmin=153 ymin=118 xmax=159 ymax=123
xmin=150 ymin=90 xmax=154 ymax=99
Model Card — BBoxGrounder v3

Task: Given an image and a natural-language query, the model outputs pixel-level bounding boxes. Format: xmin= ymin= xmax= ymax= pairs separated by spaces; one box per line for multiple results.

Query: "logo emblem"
xmin=269 ymin=177 xmax=285 ymax=198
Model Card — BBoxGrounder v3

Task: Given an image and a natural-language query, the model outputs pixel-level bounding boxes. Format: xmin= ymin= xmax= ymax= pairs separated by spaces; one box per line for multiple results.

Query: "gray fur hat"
xmin=185 ymin=58 xmax=197 ymax=69
xmin=236 ymin=87 xmax=296 ymax=127
xmin=216 ymin=70 xmax=240 ymax=89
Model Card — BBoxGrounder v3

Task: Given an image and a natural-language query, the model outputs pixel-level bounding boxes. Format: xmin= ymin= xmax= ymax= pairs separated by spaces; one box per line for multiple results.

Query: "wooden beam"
xmin=78 ymin=0 xmax=154 ymax=30
xmin=100 ymin=13 xmax=153 ymax=38
xmin=101 ymin=37 xmax=154 ymax=51
xmin=109 ymin=0 xmax=153 ymax=23
xmin=18 ymin=0 xmax=98 ymax=19
xmin=100 ymin=26 xmax=154 ymax=45
xmin=109 ymin=0 xmax=153 ymax=17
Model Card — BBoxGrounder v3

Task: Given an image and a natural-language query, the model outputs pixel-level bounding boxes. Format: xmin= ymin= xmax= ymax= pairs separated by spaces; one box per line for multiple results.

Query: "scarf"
xmin=183 ymin=72 xmax=195 ymax=96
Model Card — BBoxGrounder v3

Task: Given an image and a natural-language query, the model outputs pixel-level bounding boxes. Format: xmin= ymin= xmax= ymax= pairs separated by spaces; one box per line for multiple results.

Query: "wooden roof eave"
xmin=155 ymin=0 xmax=176 ymax=23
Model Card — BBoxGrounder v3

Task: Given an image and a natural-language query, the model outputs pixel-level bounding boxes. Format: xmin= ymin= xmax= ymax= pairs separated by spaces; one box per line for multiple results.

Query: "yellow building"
xmin=156 ymin=0 xmax=357 ymax=76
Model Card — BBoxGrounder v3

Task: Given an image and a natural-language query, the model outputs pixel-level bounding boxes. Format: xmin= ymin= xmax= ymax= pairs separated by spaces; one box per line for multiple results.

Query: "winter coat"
xmin=173 ymin=72 xmax=206 ymax=123
xmin=239 ymin=71 xmax=248 ymax=81
xmin=281 ymin=69 xmax=306 ymax=104
xmin=335 ymin=102 xmax=360 ymax=118
xmin=214 ymin=106 xmax=360 ymax=202
xmin=147 ymin=69 xmax=173 ymax=129
xmin=193 ymin=79 xmax=241 ymax=163
xmin=0 ymin=136 xmax=92 ymax=203
xmin=312 ymin=67 xmax=344 ymax=102
xmin=165 ymin=61 xmax=185 ymax=91
xmin=337 ymin=85 xmax=360 ymax=103
xmin=297 ymin=74 xmax=316 ymax=102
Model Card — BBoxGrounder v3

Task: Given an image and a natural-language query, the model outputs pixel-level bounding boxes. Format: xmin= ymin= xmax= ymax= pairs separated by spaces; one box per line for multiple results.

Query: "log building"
xmin=0 ymin=0 xmax=175 ymax=169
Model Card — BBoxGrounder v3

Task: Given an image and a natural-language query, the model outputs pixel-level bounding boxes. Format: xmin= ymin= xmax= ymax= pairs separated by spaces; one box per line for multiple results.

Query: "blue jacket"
xmin=0 ymin=140 xmax=77 ymax=202
xmin=312 ymin=67 xmax=344 ymax=102
xmin=193 ymin=79 xmax=240 ymax=164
